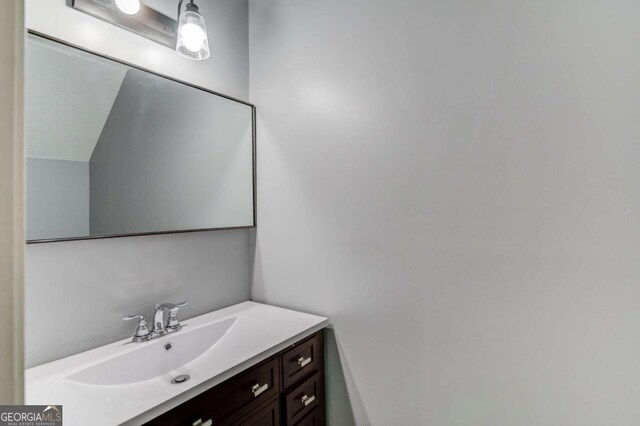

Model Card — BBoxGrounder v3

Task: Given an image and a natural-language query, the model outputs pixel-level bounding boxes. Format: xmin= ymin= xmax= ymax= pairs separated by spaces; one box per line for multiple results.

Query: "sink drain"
xmin=171 ymin=374 xmax=190 ymax=384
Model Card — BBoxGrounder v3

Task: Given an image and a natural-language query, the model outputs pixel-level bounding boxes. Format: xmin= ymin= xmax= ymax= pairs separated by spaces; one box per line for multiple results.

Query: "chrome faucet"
xmin=123 ymin=301 xmax=188 ymax=343
xmin=152 ymin=302 xmax=188 ymax=336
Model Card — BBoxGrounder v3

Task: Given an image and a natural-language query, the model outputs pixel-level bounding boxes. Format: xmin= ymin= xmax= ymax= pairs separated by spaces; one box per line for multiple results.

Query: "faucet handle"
xmin=173 ymin=301 xmax=188 ymax=311
xmin=123 ymin=314 xmax=144 ymax=321
xmin=157 ymin=301 xmax=188 ymax=310
xmin=166 ymin=301 xmax=188 ymax=331
xmin=123 ymin=314 xmax=151 ymax=341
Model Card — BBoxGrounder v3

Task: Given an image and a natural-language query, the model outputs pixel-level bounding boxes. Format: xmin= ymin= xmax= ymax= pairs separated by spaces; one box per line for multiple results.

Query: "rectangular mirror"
xmin=25 ymin=33 xmax=256 ymax=243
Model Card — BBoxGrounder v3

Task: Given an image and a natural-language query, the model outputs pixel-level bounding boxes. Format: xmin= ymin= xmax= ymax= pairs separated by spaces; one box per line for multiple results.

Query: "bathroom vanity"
xmin=25 ymin=303 xmax=328 ymax=426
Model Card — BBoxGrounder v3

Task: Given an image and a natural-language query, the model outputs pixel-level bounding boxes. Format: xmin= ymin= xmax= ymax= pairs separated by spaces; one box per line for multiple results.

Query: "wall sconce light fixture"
xmin=176 ymin=0 xmax=210 ymax=60
xmin=68 ymin=0 xmax=210 ymax=60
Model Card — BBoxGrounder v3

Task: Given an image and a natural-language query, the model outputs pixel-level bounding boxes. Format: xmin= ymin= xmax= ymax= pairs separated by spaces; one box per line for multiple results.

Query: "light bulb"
xmin=176 ymin=6 xmax=210 ymax=60
xmin=115 ymin=0 xmax=140 ymax=15
xmin=180 ymin=23 xmax=206 ymax=52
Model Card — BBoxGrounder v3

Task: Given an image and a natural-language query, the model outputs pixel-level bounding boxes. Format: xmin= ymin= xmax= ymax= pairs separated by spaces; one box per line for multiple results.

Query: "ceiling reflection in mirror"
xmin=25 ymin=34 xmax=255 ymax=242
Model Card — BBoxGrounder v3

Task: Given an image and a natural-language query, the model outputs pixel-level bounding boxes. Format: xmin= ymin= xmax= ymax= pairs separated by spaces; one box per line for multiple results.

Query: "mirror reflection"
xmin=25 ymin=35 xmax=255 ymax=242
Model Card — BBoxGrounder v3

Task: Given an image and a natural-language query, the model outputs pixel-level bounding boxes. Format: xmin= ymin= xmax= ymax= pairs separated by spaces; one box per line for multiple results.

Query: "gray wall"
xmin=25 ymin=0 xmax=251 ymax=368
xmin=26 ymin=158 xmax=89 ymax=240
xmin=26 ymin=231 xmax=250 ymax=367
xmin=249 ymin=1 xmax=640 ymax=425
xmin=90 ymin=69 xmax=253 ymax=235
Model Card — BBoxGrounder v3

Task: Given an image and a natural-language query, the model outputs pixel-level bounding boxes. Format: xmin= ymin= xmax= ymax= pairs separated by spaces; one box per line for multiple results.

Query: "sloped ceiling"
xmin=25 ymin=0 xmax=195 ymax=162
xmin=26 ymin=36 xmax=128 ymax=161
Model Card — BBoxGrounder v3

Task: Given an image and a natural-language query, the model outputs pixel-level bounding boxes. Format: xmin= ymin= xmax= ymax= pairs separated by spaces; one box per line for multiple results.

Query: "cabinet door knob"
xmin=192 ymin=419 xmax=212 ymax=426
xmin=301 ymin=394 xmax=316 ymax=406
xmin=297 ymin=356 xmax=312 ymax=367
xmin=251 ymin=382 xmax=269 ymax=397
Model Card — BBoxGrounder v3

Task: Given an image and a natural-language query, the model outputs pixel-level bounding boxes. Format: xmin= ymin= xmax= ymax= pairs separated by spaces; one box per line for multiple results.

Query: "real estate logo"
xmin=0 ymin=405 xmax=62 ymax=426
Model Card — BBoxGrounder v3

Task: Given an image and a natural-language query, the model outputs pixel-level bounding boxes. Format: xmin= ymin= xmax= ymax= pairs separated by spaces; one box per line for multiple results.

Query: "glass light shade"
xmin=114 ymin=0 xmax=140 ymax=15
xmin=176 ymin=10 xmax=210 ymax=60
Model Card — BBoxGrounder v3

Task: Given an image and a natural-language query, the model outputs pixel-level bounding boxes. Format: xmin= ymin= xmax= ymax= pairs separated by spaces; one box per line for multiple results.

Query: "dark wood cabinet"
xmin=145 ymin=330 xmax=325 ymax=426
xmin=284 ymin=371 xmax=323 ymax=425
xmin=291 ymin=406 xmax=324 ymax=426
xmin=219 ymin=397 xmax=281 ymax=426
xmin=281 ymin=332 xmax=322 ymax=390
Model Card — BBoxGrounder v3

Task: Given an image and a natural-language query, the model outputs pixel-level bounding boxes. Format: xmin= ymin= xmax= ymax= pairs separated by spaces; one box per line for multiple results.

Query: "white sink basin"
xmin=67 ymin=317 xmax=237 ymax=386
xmin=26 ymin=302 xmax=328 ymax=426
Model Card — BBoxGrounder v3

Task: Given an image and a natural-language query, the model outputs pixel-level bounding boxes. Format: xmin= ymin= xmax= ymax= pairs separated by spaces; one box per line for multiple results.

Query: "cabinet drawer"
xmin=282 ymin=332 xmax=323 ymax=389
xmin=211 ymin=356 xmax=281 ymax=422
xmin=239 ymin=398 xmax=280 ymax=426
xmin=284 ymin=371 xmax=324 ymax=425
xmin=218 ymin=396 xmax=280 ymax=426
xmin=145 ymin=357 xmax=280 ymax=425
xmin=294 ymin=407 xmax=324 ymax=426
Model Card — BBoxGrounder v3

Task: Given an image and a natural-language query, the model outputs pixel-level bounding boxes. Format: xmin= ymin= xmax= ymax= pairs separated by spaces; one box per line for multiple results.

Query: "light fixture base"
xmin=185 ymin=2 xmax=199 ymax=13
xmin=68 ymin=0 xmax=178 ymax=48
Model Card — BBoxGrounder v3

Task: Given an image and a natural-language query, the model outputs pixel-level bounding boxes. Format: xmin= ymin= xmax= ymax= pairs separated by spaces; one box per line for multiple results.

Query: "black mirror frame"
xmin=26 ymin=30 xmax=257 ymax=244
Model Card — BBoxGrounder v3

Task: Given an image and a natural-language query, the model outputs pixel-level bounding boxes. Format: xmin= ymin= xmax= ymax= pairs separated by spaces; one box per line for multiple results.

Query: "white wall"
xmin=0 ymin=0 xmax=24 ymax=404
xmin=25 ymin=0 xmax=251 ymax=368
xmin=249 ymin=1 xmax=640 ymax=425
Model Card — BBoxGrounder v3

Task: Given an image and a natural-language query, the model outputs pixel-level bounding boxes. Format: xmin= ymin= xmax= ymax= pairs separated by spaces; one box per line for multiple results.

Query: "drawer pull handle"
xmin=301 ymin=394 xmax=316 ymax=406
xmin=252 ymin=382 xmax=269 ymax=397
xmin=192 ymin=419 xmax=212 ymax=426
xmin=297 ymin=356 xmax=312 ymax=367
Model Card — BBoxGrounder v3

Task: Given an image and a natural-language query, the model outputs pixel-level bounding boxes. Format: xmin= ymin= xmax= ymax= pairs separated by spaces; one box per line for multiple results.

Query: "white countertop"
xmin=25 ymin=302 xmax=328 ymax=425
